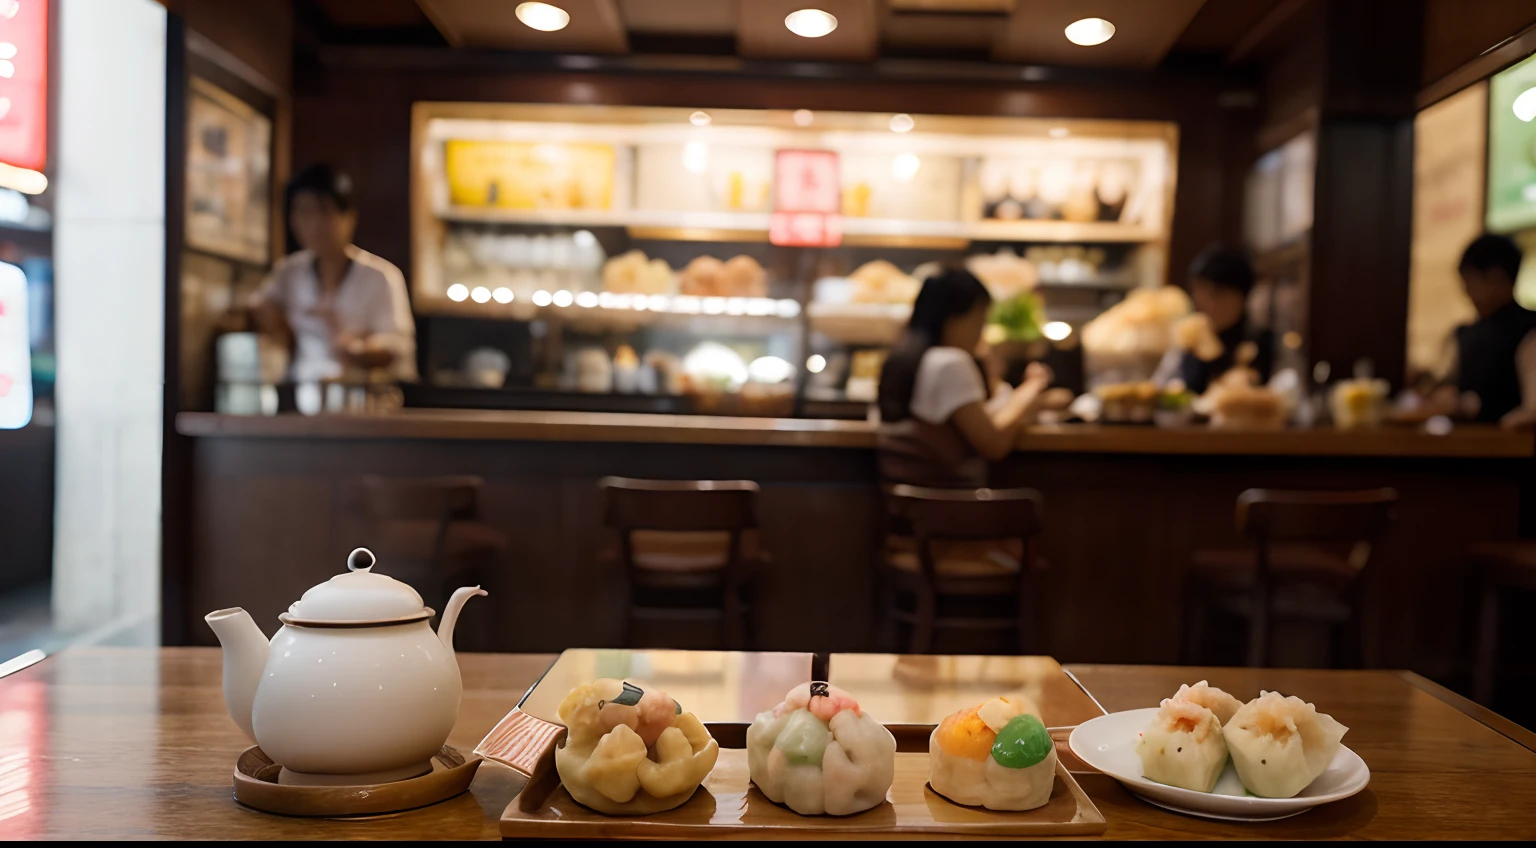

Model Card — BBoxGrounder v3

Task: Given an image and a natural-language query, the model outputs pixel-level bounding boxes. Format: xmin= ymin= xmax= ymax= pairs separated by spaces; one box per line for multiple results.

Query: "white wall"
xmin=51 ymin=0 xmax=168 ymax=633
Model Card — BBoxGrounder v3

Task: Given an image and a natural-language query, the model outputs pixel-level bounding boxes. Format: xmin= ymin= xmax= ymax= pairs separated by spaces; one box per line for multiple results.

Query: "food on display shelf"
xmin=1081 ymin=286 xmax=1193 ymax=387
xmin=1224 ymin=691 xmax=1348 ymax=799
xmin=845 ymin=349 xmax=887 ymax=404
xmin=602 ymin=250 xmax=675 ymax=295
xmin=644 ymin=351 xmax=685 ymax=395
xmin=680 ymin=341 xmax=748 ymax=393
xmin=1174 ymin=313 xmax=1224 ymax=362
xmin=1330 ymin=376 xmax=1389 ymax=430
xmin=746 ymin=682 xmax=897 ymax=816
xmin=929 ymin=694 xmax=1057 ymax=811
xmin=848 ymin=260 xmax=921 ymax=305
xmin=678 ymin=254 xmax=767 ymax=298
xmin=612 ymin=345 xmax=642 ymax=394
xmin=572 ymin=348 xmax=614 ymax=394
xmin=967 ymin=249 xmax=1040 ymax=302
xmin=1200 ymin=342 xmax=1285 ymax=429
xmin=1096 ymin=381 xmax=1159 ymax=424
xmin=554 ymin=679 xmax=719 ymax=815
xmin=1136 ymin=696 xmax=1228 ymax=793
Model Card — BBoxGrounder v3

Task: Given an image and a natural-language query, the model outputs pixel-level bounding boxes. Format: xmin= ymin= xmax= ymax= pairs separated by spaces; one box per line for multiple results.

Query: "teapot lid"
xmin=284 ymin=548 xmax=430 ymax=625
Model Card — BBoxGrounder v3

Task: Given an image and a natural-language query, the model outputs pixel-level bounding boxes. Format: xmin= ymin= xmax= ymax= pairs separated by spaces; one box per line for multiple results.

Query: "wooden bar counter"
xmin=4 ymin=647 xmax=1535 ymax=840
xmin=171 ymin=411 xmax=1533 ymax=686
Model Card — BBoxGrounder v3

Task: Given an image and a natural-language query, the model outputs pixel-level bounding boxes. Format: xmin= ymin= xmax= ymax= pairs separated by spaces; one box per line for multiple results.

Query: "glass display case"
xmin=410 ymin=104 xmax=1178 ymax=417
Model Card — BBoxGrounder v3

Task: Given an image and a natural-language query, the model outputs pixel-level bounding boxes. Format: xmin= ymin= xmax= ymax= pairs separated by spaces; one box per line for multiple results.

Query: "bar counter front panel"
xmin=175 ymin=411 xmax=1532 ymax=682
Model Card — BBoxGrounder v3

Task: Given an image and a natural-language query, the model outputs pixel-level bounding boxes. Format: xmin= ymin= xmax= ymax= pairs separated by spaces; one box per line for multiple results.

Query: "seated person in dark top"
xmin=1453 ymin=234 xmax=1536 ymax=425
xmin=1174 ymin=245 xmax=1274 ymax=394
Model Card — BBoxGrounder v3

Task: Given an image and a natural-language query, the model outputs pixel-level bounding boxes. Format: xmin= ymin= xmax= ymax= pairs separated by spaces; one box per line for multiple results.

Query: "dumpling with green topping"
xmin=746 ymin=682 xmax=896 ymax=816
xmin=929 ymin=695 xmax=1058 ymax=811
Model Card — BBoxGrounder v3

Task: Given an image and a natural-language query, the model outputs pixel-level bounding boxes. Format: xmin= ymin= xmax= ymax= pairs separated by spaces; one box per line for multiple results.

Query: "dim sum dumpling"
xmin=929 ymin=695 xmax=1057 ymax=811
xmin=1170 ymin=680 xmax=1243 ymax=726
xmin=1136 ymin=698 xmax=1227 ymax=793
xmin=1225 ymin=691 xmax=1347 ymax=798
xmin=555 ymin=679 xmax=719 ymax=815
xmin=746 ymin=682 xmax=896 ymax=816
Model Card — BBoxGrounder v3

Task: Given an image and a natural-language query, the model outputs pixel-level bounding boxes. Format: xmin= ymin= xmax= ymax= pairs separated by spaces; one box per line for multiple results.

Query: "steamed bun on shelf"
xmin=1136 ymin=696 xmax=1228 ymax=793
xmin=1224 ymin=692 xmax=1348 ymax=799
xmin=747 ymin=682 xmax=896 ymax=816
xmin=602 ymin=250 xmax=675 ymax=295
xmin=966 ymin=249 xmax=1039 ymax=302
xmin=848 ymin=260 xmax=921 ymax=304
xmin=929 ymin=694 xmax=1057 ymax=811
xmin=555 ymin=679 xmax=720 ymax=815
xmin=1080 ymin=286 xmax=1192 ymax=357
xmin=679 ymin=254 xmax=767 ymax=297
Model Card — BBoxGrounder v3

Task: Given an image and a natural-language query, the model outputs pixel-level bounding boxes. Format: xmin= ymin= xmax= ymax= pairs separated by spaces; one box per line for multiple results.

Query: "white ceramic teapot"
xmin=205 ymin=547 xmax=486 ymax=786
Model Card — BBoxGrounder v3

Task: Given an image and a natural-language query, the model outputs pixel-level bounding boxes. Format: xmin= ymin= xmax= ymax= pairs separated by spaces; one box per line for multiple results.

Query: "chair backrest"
xmin=360 ymin=475 xmax=483 ymax=524
xmin=598 ymin=476 xmax=760 ymax=533
xmin=888 ymin=484 xmax=1045 ymax=543
xmin=1235 ymin=488 xmax=1398 ymax=544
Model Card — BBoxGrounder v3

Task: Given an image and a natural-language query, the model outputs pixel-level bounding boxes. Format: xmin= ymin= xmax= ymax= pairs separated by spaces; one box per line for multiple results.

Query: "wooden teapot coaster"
xmin=232 ymin=745 xmax=482 ymax=817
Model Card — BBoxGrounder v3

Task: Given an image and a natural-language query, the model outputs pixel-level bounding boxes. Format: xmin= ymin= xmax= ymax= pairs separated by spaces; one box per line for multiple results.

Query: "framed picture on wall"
xmin=185 ymin=75 xmax=272 ymax=265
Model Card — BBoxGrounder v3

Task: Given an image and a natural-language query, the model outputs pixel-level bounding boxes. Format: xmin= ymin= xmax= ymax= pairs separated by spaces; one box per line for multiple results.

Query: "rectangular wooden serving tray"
xmin=496 ymin=722 xmax=1105 ymax=839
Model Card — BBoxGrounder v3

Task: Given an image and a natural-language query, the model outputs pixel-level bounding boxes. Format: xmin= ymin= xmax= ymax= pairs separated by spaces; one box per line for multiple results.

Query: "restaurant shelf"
xmin=437 ymin=204 xmax=1163 ymax=246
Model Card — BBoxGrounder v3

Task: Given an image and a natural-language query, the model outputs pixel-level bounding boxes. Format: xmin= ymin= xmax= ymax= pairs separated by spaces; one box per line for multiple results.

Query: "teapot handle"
xmin=347 ymin=547 xmax=376 ymax=572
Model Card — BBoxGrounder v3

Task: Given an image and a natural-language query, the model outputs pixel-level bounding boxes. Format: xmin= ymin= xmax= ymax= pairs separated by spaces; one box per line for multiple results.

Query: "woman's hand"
xmin=1022 ymin=362 xmax=1053 ymax=390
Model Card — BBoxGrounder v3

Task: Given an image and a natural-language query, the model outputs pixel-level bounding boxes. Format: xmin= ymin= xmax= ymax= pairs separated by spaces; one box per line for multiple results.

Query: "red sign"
xmin=770 ymin=149 xmax=841 ymax=247
xmin=0 ymin=1 xmax=48 ymax=173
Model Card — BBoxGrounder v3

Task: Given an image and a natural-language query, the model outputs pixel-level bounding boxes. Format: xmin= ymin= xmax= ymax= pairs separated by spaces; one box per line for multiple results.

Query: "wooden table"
xmin=3 ymin=648 xmax=1534 ymax=840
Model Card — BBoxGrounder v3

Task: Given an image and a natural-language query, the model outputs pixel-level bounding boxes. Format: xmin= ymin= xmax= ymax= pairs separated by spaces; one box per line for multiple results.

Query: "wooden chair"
xmin=358 ymin=475 xmax=509 ymax=651
xmin=1466 ymin=541 xmax=1536 ymax=706
xmin=1183 ymin=488 xmax=1398 ymax=668
xmin=878 ymin=484 xmax=1047 ymax=654
xmin=598 ymin=476 xmax=766 ymax=649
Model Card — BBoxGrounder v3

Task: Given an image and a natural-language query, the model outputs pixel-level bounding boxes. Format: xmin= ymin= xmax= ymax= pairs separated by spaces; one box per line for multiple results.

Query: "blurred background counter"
xmin=173 ymin=409 xmax=1531 ymax=692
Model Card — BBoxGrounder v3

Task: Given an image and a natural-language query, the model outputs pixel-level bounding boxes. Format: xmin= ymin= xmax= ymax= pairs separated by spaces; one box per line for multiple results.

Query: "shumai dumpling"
xmin=746 ymin=682 xmax=896 ymax=816
xmin=929 ymin=695 xmax=1057 ymax=811
xmin=1136 ymin=698 xmax=1227 ymax=793
xmin=555 ymin=679 xmax=719 ymax=815
xmin=1170 ymin=680 xmax=1244 ymax=726
xmin=1225 ymin=691 xmax=1347 ymax=798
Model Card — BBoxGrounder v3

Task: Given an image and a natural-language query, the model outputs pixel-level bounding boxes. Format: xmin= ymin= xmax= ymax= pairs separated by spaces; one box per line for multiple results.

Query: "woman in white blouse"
xmin=251 ymin=164 xmax=417 ymax=384
xmin=876 ymin=268 xmax=1051 ymax=487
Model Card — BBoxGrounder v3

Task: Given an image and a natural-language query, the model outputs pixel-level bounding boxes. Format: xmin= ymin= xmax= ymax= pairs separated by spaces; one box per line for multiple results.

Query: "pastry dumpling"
xmin=1225 ymin=691 xmax=1347 ymax=798
xmin=929 ymin=695 xmax=1057 ymax=811
xmin=1170 ymin=680 xmax=1243 ymax=726
xmin=747 ymin=682 xmax=895 ymax=816
xmin=1136 ymin=698 xmax=1227 ymax=793
xmin=555 ymin=679 xmax=719 ymax=815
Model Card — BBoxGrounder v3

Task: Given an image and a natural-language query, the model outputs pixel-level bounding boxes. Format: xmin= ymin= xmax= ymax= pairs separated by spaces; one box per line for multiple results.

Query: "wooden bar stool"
xmin=1466 ymin=541 xmax=1536 ymax=706
xmin=1183 ymin=488 xmax=1397 ymax=668
xmin=878 ymin=484 xmax=1047 ymax=655
xmin=358 ymin=475 xmax=509 ymax=652
xmin=598 ymin=476 xmax=766 ymax=649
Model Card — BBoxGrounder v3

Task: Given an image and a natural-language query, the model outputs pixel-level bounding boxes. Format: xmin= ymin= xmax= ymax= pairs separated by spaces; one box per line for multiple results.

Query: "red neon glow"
xmin=0 ymin=0 xmax=48 ymax=172
xmin=771 ymin=149 xmax=841 ymax=247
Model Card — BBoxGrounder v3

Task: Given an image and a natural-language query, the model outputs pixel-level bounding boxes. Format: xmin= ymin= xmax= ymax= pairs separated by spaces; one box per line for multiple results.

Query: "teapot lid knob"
xmin=347 ymin=547 xmax=376 ymax=573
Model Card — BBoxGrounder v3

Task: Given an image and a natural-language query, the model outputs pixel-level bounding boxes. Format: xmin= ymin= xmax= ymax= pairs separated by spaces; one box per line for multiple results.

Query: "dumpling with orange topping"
xmin=929 ymin=694 xmax=1057 ymax=811
xmin=1136 ymin=697 xmax=1228 ymax=792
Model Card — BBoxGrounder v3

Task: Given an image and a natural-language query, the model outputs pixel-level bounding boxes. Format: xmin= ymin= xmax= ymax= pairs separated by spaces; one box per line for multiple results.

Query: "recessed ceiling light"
xmin=1515 ymin=86 xmax=1536 ymax=122
xmin=889 ymin=113 xmax=915 ymax=133
xmin=1049 ymin=127 xmax=1069 ymax=138
xmin=1065 ymin=17 xmax=1115 ymax=46
xmin=516 ymin=2 xmax=570 ymax=33
xmin=793 ymin=109 xmax=814 ymax=127
xmin=785 ymin=9 xmax=838 ymax=38
xmin=690 ymin=110 xmax=711 ymax=126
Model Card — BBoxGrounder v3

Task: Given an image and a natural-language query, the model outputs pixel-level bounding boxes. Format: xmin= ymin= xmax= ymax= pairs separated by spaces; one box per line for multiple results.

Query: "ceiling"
xmin=310 ymin=0 xmax=1299 ymax=69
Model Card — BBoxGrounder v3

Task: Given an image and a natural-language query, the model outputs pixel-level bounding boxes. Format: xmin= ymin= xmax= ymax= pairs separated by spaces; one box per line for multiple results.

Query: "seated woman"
xmin=877 ymin=268 xmax=1051 ymax=488
xmin=875 ymin=268 xmax=1053 ymax=576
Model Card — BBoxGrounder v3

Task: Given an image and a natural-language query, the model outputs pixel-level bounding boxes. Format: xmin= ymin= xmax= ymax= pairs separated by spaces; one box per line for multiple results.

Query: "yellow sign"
xmin=444 ymin=140 xmax=615 ymax=211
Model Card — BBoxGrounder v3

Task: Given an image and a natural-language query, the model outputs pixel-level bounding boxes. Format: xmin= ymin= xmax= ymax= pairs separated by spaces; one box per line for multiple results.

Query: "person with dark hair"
xmin=250 ymin=163 xmax=417 ymax=383
xmin=1169 ymin=245 xmax=1273 ymax=394
xmin=1452 ymin=233 xmax=1536 ymax=424
xmin=876 ymin=268 xmax=1053 ymax=487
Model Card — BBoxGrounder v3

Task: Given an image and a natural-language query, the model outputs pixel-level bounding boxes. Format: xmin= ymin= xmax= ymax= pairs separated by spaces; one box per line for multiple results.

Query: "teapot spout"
xmin=204 ymin=608 xmax=270 ymax=743
xmin=436 ymin=586 xmax=488 ymax=658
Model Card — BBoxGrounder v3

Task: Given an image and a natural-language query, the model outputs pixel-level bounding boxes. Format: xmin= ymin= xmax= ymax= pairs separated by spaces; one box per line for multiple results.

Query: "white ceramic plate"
xmin=1068 ymin=708 xmax=1369 ymax=822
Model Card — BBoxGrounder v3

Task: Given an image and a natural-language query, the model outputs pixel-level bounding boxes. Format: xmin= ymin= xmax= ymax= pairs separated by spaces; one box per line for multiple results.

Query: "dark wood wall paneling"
xmin=288 ymin=53 xmax=1260 ymax=298
xmin=0 ymin=425 xmax=55 ymax=594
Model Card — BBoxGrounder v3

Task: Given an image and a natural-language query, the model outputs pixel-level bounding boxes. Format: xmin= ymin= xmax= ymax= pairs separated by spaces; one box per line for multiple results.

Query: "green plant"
xmin=988 ymin=292 xmax=1045 ymax=342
